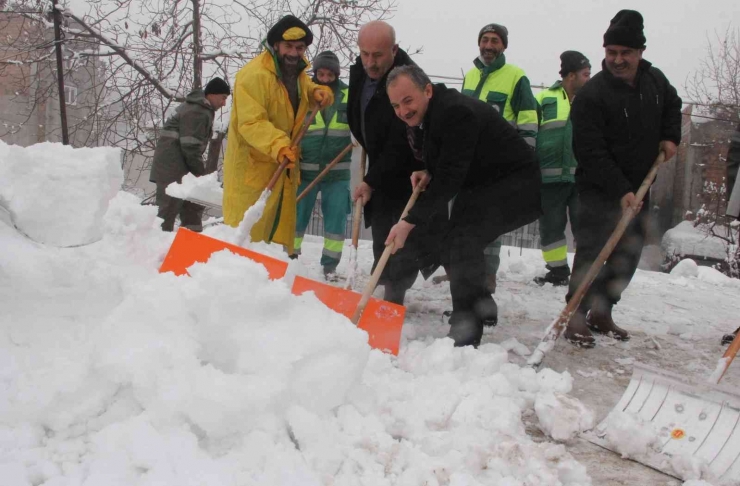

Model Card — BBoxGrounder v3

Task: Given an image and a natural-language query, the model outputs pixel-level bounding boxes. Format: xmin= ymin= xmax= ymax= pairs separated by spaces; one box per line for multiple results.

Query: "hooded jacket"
xmin=149 ymin=89 xmax=214 ymax=185
xmin=222 ymin=47 xmax=330 ymax=252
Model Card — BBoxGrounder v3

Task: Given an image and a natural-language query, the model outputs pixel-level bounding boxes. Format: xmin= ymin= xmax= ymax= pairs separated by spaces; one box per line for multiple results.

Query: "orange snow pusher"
xmin=291 ymin=276 xmax=405 ymax=355
xmin=159 ymin=228 xmax=288 ymax=279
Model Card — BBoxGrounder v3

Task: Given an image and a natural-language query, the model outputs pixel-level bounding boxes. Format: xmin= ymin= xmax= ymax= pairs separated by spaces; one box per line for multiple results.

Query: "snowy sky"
xmin=390 ymin=0 xmax=740 ymax=99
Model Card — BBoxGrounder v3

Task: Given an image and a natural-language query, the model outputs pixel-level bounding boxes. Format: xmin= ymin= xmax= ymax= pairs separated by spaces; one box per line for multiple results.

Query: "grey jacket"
xmin=149 ymin=89 xmax=215 ymax=184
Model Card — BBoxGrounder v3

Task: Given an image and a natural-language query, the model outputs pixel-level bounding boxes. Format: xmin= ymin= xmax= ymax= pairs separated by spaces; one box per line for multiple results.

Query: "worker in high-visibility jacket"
xmin=294 ymin=51 xmax=353 ymax=280
xmin=461 ymin=22 xmax=539 ymax=295
xmin=533 ymin=51 xmax=591 ymax=286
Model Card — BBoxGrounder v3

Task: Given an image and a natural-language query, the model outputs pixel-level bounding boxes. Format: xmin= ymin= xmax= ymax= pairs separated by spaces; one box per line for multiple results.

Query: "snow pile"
xmin=663 ymin=221 xmax=728 ymax=261
xmin=165 ymin=171 xmax=222 ymax=207
xmin=0 ymin=142 xmax=595 ymax=485
xmin=535 ymin=392 xmax=595 ymax=442
xmin=0 ymin=140 xmax=122 ymax=246
xmin=596 ymin=411 xmax=663 ymax=459
xmin=670 ymin=452 xmax=709 ymax=482
xmin=671 ymin=258 xmax=699 ymax=278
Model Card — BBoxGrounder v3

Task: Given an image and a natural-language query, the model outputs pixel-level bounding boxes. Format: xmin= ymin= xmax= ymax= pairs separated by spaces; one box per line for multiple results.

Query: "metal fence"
xmin=304 ymin=195 xmax=542 ymax=250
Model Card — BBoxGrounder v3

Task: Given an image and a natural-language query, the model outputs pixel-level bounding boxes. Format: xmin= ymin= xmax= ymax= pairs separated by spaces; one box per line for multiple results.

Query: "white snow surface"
xmin=0 ymin=141 xmax=122 ymax=247
xmin=662 ymin=221 xmax=729 ymax=261
xmin=535 ymin=392 xmax=595 ymax=442
xmin=1 ymin=142 xmax=593 ymax=486
xmin=165 ymin=172 xmax=222 ymax=207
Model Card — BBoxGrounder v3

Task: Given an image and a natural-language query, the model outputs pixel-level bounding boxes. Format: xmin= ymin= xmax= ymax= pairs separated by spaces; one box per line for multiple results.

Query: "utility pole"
xmin=192 ymin=0 xmax=202 ymax=90
xmin=51 ymin=0 xmax=69 ymax=145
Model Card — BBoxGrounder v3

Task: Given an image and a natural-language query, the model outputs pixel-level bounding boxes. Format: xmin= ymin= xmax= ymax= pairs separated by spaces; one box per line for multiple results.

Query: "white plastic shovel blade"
xmin=585 ymin=363 xmax=740 ymax=482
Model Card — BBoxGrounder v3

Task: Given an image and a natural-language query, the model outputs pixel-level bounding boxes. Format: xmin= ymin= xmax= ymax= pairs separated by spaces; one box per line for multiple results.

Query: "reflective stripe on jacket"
xmin=300 ymin=81 xmax=352 ymax=182
xmin=462 ymin=54 xmax=538 ymax=148
xmin=535 ymin=81 xmax=577 ymax=184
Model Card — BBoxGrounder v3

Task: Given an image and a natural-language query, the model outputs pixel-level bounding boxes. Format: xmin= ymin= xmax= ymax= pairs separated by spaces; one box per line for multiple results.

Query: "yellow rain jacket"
xmin=222 ymin=48 xmax=331 ymax=253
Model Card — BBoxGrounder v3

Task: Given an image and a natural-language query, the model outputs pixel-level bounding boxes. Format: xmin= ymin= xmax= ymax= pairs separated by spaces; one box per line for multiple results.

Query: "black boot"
xmin=323 ymin=265 xmax=339 ymax=282
xmin=587 ymin=306 xmax=630 ymax=341
xmin=534 ymin=265 xmax=570 ymax=287
xmin=721 ymin=327 xmax=740 ymax=345
xmin=474 ymin=298 xmax=498 ymax=327
xmin=447 ymin=311 xmax=483 ymax=347
xmin=563 ymin=311 xmax=595 ymax=348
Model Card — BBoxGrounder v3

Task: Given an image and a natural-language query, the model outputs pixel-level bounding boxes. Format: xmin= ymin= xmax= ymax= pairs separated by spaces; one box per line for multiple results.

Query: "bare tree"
xmin=686 ymin=25 xmax=740 ymax=125
xmin=1 ymin=0 xmax=398 ymax=194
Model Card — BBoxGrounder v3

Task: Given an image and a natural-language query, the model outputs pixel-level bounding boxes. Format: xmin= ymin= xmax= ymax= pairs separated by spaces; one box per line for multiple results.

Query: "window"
xmin=64 ymin=85 xmax=78 ymax=106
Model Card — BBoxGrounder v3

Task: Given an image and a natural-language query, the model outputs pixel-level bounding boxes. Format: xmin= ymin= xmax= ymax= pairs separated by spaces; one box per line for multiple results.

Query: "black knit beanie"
xmin=267 ymin=15 xmax=313 ymax=47
xmin=204 ymin=77 xmax=230 ymax=95
xmin=559 ymin=51 xmax=591 ymax=77
xmin=603 ymin=10 xmax=646 ymax=49
xmin=313 ymin=50 xmax=340 ymax=77
xmin=478 ymin=23 xmax=508 ymax=48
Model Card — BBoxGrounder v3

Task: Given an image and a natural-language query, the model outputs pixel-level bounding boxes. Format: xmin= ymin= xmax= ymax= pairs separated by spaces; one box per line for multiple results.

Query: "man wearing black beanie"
xmin=564 ymin=10 xmax=683 ymax=348
xmin=150 ymin=77 xmax=230 ymax=232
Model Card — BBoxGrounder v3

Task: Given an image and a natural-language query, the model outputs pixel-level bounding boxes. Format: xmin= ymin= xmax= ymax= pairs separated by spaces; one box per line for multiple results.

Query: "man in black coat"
xmin=565 ymin=10 xmax=682 ymax=347
xmin=348 ymin=21 xmax=424 ymax=304
xmin=384 ymin=65 xmax=541 ymax=347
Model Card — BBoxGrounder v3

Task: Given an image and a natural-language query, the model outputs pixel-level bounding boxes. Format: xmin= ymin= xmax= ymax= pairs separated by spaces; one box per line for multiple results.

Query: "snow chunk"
xmin=671 ymin=258 xmax=699 ymax=278
xmin=597 ymin=411 xmax=662 ymax=459
xmin=535 ymin=392 xmax=595 ymax=441
xmin=0 ymin=141 xmax=122 ymax=246
xmin=165 ymin=172 xmax=222 ymax=208
xmin=697 ymin=266 xmax=740 ymax=287
xmin=501 ymin=337 xmax=531 ymax=356
xmin=662 ymin=221 xmax=728 ymax=261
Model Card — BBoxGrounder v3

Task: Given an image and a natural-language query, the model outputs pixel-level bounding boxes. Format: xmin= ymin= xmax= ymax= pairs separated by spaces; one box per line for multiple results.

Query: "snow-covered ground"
xmin=2 ymin=141 xmax=739 ymax=486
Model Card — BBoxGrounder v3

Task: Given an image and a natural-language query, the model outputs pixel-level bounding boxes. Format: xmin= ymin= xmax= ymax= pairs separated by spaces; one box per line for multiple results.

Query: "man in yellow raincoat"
xmin=222 ymin=15 xmax=333 ymax=253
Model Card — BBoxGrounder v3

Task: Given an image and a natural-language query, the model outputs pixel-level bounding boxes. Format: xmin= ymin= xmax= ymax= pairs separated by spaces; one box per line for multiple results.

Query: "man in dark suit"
xmin=347 ymin=21 xmax=423 ymax=305
xmin=384 ymin=65 xmax=541 ymax=347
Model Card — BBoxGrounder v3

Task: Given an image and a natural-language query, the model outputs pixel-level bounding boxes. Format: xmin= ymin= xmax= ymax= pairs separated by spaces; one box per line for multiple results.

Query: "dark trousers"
xmin=566 ymin=190 xmax=648 ymax=311
xmin=448 ymin=232 xmax=495 ymax=313
xmin=539 ymin=182 xmax=579 ymax=273
xmin=156 ymin=183 xmax=205 ymax=232
xmin=370 ymin=200 xmax=420 ymax=293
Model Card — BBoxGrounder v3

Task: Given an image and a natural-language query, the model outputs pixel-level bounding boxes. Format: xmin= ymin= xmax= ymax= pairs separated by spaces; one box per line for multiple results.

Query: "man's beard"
xmin=279 ymin=55 xmax=301 ymax=75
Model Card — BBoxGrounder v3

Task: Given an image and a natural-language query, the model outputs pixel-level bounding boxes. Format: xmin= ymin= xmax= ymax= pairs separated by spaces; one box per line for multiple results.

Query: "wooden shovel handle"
xmin=296 ymin=142 xmax=355 ymax=202
xmin=351 ymin=149 xmax=368 ymax=248
xmin=351 ymin=184 xmax=423 ymax=324
xmin=265 ymin=105 xmax=320 ymax=192
xmin=716 ymin=328 xmax=740 ymax=383
xmin=530 ymin=152 xmax=666 ymax=364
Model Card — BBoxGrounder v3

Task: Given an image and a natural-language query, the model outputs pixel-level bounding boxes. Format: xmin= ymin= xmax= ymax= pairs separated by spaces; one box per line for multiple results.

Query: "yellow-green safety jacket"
xmin=462 ymin=54 xmax=538 ymax=148
xmin=535 ymin=80 xmax=577 ymax=184
xmin=299 ymin=80 xmax=352 ymax=183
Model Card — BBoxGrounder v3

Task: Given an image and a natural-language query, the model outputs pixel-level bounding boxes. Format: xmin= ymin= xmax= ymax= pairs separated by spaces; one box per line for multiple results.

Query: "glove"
xmin=313 ymin=86 xmax=334 ymax=108
xmin=277 ymin=145 xmax=299 ymax=169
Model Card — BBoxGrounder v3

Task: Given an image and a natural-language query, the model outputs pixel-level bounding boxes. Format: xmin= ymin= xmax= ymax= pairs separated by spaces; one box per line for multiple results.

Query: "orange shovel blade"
xmin=291 ymin=275 xmax=405 ymax=355
xmin=159 ymin=228 xmax=288 ymax=280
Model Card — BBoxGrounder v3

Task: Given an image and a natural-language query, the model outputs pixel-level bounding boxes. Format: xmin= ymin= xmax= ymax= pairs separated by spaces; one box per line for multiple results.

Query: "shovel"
xmin=345 ymin=148 xmax=367 ymax=290
xmin=296 ymin=142 xmax=355 ymax=202
xmin=290 ymin=184 xmax=422 ymax=356
xmin=232 ymin=105 xmax=320 ymax=246
xmin=351 ymin=184 xmax=423 ymax=324
xmin=528 ymin=152 xmax=666 ymax=368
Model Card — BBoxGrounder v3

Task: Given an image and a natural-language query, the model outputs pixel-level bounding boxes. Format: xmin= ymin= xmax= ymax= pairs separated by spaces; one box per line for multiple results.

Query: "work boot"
xmin=587 ymin=307 xmax=631 ymax=341
xmin=722 ymin=327 xmax=740 ymax=345
xmin=323 ymin=265 xmax=339 ymax=282
xmin=383 ymin=284 xmax=407 ymax=305
xmin=447 ymin=311 xmax=483 ymax=348
xmin=563 ymin=311 xmax=595 ymax=348
xmin=474 ymin=298 xmax=498 ymax=327
xmin=534 ymin=265 xmax=570 ymax=287
xmin=486 ymin=274 xmax=497 ymax=294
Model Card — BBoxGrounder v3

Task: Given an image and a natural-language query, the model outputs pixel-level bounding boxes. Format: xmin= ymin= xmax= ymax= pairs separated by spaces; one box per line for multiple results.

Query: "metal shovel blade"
xmin=585 ymin=362 xmax=740 ymax=482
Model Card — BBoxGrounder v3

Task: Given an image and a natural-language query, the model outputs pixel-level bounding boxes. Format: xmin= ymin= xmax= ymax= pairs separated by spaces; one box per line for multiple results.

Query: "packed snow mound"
xmin=1 ymin=143 xmax=594 ymax=485
xmin=662 ymin=221 xmax=728 ymax=261
xmin=0 ymin=141 xmax=122 ymax=247
xmin=671 ymin=258 xmax=699 ymax=278
xmin=165 ymin=171 xmax=222 ymax=207
xmin=597 ymin=411 xmax=663 ymax=459
xmin=535 ymin=392 xmax=595 ymax=442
